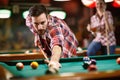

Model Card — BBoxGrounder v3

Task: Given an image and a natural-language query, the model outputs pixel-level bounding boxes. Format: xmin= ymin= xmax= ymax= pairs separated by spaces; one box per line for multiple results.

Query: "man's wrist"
xmin=48 ymin=61 xmax=57 ymax=67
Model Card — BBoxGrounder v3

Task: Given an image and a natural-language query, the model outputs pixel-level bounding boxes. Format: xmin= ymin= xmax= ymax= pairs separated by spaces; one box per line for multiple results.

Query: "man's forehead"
xmin=32 ymin=15 xmax=47 ymax=22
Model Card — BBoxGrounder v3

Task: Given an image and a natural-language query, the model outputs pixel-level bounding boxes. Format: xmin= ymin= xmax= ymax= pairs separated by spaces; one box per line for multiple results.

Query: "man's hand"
xmin=87 ymin=24 xmax=96 ymax=36
xmin=44 ymin=59 xmax=62 ymax=69
xmin=45 ymin=45 xmax=62 ymax=74
xmin=45 ymin=61 xmax=62 ymax=74
xmin=48 ymin=61 xmax=61 ymax=69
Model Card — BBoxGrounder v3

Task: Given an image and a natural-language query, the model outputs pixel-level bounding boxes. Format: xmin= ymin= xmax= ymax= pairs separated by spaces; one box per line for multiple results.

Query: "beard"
xmin=37 ymin=29 xmax=46 ymax=35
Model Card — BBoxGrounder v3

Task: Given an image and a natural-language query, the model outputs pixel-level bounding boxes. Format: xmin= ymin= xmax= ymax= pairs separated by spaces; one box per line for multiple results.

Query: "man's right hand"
xmin=44 ymin=59 xmax=61 ymax=69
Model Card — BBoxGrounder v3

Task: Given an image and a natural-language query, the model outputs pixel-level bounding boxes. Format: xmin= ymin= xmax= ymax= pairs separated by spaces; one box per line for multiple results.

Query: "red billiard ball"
xmin=88 ymin=64 xmax=97 ymax=71
xmin=30 ymin=61 xmax=39 ymax=69
xmin=16 ymin=62 xmax=24 ymax=70
xmin=116 ymin=57 xmax=120 ymax=65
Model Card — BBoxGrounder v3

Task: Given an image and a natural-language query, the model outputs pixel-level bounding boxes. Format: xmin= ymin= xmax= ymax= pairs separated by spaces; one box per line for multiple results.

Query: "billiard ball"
xmin=82 ymin=62 xmax=91 ymax=69
xmin=30 ymin=61 xmax=39 ymax=69
xmin=87 ymin=64 xmax=97 ymax=71
xmin=25 ymin=50 xmax=30 ymax=54
xmin=83 ymin=56 xmax=90 ymax=63
xmin=116 ymin=57 xmax=120 ymax=65
xmin=90 ymin=59 xmax=96 ymax=65
xmin=16 ymin=62 xmax=24 ymax=70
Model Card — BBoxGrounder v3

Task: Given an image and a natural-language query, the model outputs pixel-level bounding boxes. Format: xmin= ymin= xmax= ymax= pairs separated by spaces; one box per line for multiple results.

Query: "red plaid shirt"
xmin=26 ymin=15 xmax=78 ymax=58
xmin=90 ymin=11 xmax=116 ymax=46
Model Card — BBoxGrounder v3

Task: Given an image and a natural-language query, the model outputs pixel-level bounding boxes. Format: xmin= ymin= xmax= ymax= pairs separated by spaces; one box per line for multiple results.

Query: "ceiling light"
xmin=22 ymin=10 xmax=29 ymax=19
xmin=54 ymin=0 xmax=70 ymax=1
xmin=49 ymin=11 xmax=66 ymax=19
xmin=0 ymin=9 xmax=11 ymax=18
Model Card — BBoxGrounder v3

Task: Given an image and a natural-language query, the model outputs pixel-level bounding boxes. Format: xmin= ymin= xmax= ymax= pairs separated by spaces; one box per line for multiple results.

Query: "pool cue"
xmin=105 ymin=15 xmax=110 ymax=55
xmin=38 ymin=45 xmax=49 ymax=61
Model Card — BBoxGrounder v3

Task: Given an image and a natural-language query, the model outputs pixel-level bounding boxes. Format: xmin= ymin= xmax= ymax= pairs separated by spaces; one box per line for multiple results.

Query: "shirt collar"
xmin=95 ymin=13 xmax=103 ymax=20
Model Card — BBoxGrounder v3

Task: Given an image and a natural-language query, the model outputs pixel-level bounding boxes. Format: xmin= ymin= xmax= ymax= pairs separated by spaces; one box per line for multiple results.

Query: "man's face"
xmin=96 ymin=0 xmax=106 ymax=12
xmin=31 ymin=13 xmax=48 ymax=35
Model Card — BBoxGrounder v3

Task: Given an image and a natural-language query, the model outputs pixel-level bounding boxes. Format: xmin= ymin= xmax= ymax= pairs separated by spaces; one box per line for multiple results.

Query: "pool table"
xmin=0 ymin=46 xmax=120 ymax=60
xmin=0 ymin=54 xmax=120 ymax=80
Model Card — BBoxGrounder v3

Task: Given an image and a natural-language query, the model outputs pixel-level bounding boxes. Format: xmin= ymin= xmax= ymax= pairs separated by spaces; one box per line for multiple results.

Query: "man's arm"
xmin=47 ymin=45 xmax=62 ymax=70
xmin=51 ymin=45 xmax=61 ymax=62
xmin=87 ymin=24 xmax=96 ymax=36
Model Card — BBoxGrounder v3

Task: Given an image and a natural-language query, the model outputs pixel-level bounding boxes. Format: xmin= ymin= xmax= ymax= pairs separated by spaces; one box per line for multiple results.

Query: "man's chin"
xmin=39 ymin=33 xmax=44 ymax=35
xmin=38 ymin=32 xmax=45 ymax=35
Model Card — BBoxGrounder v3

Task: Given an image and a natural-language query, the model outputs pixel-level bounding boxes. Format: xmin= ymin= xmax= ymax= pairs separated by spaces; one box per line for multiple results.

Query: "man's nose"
xmin=38 ymin=25 xmax=43 ymax=29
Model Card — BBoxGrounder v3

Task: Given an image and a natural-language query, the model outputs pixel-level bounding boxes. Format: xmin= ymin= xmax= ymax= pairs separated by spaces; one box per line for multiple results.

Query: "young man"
xmin=87 ymin=0 xmax=116 ymax=56
xmin=26 ymin=5 xmax=78 ymax=71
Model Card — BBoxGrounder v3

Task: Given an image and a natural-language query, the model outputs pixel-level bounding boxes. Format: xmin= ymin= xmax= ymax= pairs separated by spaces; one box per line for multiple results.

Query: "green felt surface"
xmin=0 ymin=54 xmax=120 ymax=78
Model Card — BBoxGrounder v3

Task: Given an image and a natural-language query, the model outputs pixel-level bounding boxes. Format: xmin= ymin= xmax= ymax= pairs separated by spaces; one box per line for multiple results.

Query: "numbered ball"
xmin=82 ymin=62 xmax=90 ymax=69
xmin=83 ymin=56 xmax=90 ymax=62
xmin=30 ymin=61 xmax=39 ymax=69
xmin=116 ymin=57 xmax=120 ymax=65
xmin=88 ymin=64 xmax=97 ymax=71
xmin=16 ymin=62 xmax=24 ymax=70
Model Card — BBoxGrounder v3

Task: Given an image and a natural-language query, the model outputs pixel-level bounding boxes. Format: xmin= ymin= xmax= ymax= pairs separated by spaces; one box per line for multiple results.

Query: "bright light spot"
xmin=0 ymin=9 xmax=11 ymax=18
xmin=22 ymin=10 xmax=29 ymax=19
xmin=49 ymin=11 xmax=66 ymax=19
xmin=104 ymin=0 xmax=113 ymax=3
xmin=116 ymin=0 xmax=120 ymax=4
xmin=82 ymin=0 xmax=94 ymax=6
xmin=54 ymin=0 xmax=70 ymax=1
xmin=94 ymin=0 xmax=113 ymax=3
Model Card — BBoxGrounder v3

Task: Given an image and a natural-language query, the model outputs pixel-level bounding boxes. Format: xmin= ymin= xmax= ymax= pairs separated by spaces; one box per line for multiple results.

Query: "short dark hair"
xmin=29 ymin=4 xmax=48 ymax=17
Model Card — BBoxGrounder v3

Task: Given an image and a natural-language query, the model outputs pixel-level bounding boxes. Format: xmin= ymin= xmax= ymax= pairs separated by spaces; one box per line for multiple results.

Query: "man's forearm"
xmin=50 ymin=45 xmax=62 ymax=62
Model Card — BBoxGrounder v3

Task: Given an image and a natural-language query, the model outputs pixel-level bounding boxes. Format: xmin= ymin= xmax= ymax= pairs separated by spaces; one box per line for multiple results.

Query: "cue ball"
xmin=116 ymin=57 xmax=120 ymax=65
xmin=30 ymin=61 xmax=39 ymax=69
xmin=16 ymin=62 xmax=24 ymax=70
xmin=88 ymin=64 xmax=97 ymax=71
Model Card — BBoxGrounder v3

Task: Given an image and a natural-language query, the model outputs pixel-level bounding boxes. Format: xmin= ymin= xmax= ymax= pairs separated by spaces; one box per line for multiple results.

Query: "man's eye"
xmin=34 ymin=23 xmax=39 ymax=25
xmin=41 ymin=21 xmax=45 ymax=25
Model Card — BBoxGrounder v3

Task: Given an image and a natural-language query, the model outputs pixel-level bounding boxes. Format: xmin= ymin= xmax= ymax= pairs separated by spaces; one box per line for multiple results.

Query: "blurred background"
xmin=0 ymin=0 xmax=120 ymax=50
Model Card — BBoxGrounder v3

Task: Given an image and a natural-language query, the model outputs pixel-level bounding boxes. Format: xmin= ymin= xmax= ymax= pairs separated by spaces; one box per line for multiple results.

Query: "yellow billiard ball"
xmin=30 ymin=61 xmax=39 ymax=69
